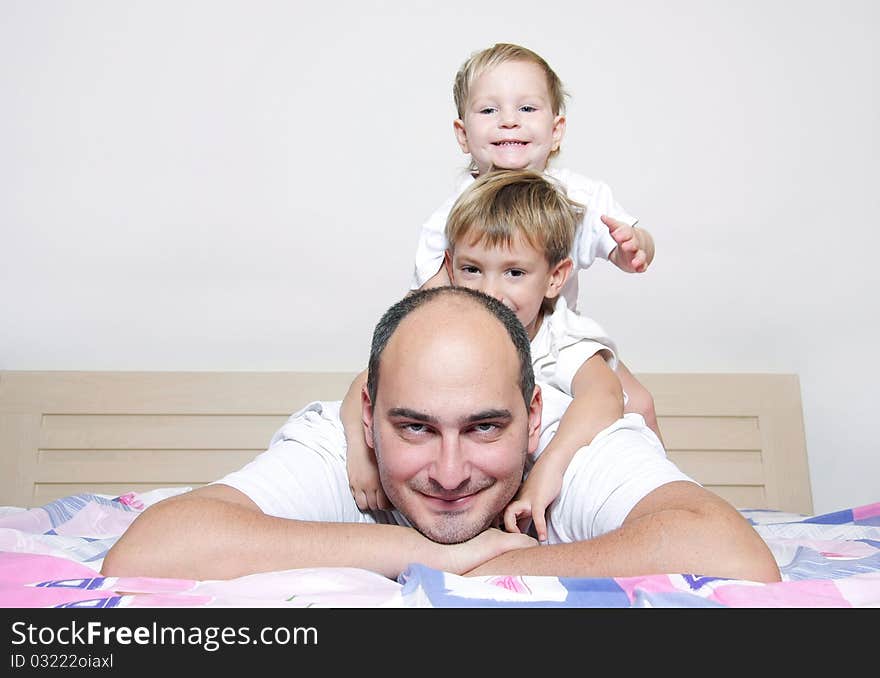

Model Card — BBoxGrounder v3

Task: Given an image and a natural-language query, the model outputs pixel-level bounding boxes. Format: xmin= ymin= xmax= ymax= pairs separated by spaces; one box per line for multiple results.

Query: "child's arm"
xmin=616 ymin=360 xmax=665 ymax=446
xmin=602 ymin=215 xmax=655 ymax=273
xmin=342 ymin=370 xmax=391 ymax=511
xmin=503 ymin=353 xmax=623 ymax=541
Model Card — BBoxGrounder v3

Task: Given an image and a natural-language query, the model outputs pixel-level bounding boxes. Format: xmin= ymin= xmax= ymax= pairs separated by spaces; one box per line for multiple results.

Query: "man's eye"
xmin=400 ymin=423 xmax=428 ymax=435
xmin=472 ymin=423 xmax=499 ymax=434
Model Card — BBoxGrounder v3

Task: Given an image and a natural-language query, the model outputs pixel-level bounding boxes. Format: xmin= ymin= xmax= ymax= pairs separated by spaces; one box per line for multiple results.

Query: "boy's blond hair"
xmin=453 ymin=43 xmax=569 ymax=120
xmin=445 ymin=168 xmax=581 ymax=270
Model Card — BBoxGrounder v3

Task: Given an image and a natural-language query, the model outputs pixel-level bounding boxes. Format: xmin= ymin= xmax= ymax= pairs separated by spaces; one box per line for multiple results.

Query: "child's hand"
xmin=502 ymin=463 xmax=563 ymax=543
xmin=346 ymin=446 xmax=392 ymax=512
xmin=602 ymin=214 xmax=649 ymax=273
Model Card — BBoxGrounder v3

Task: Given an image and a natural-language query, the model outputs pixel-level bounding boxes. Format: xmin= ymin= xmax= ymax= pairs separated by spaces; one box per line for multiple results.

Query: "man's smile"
xmin=420 ymin=490 xmax=481 ymax=512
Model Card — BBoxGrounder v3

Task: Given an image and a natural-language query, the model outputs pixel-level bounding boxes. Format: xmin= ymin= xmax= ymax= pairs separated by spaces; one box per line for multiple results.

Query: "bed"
xmin=1 ymin=370 xmax=878 ymax=608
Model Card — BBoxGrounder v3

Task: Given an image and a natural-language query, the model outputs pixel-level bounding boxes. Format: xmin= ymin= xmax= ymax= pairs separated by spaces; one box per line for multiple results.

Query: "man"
xmin=102 ymin=287 xmax=780 ymax=583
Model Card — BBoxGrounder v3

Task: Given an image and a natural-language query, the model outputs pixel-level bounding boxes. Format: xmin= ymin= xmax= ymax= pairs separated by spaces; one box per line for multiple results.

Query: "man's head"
xmin=444 ymin=169 xmax=579 ymax=336
xmin=452 ymin=43 xmax=568 ymax=175
xmin=363 ymin=286 xmax=542 ymax=544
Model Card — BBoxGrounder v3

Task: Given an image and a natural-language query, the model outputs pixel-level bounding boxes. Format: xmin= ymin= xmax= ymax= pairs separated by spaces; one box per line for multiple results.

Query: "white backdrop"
xmin=2 ymin=0 xmax=878 ymax=513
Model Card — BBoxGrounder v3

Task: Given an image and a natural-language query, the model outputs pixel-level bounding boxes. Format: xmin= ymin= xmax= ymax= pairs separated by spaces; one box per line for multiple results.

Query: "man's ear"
xmin=551 ymin=114 xmax=566 ymax=152
xmin=527 ymin=384 xmax=543 ymax=454
xmin=361 ymin=383 xmax=377 ymax=452
xmin=453 ymin=118 xmax=469 ymax=154
xmin=545 ymin=257 xmax=573 ymax=300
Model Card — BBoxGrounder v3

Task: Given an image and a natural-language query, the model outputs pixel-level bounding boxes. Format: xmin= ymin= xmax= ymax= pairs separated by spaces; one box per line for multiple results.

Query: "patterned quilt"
xmin=2 ymin=488 xmax=879 ymax=608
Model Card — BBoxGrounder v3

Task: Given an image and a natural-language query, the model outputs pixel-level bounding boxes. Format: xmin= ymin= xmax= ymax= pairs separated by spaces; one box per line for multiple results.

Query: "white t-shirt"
xmin=216 ymin=397 xmax=694 ymax=545
xmin=410 ymin=167 xmax=637 ymax=310
xmin=532 ymin=297 xmax=618 ymax=397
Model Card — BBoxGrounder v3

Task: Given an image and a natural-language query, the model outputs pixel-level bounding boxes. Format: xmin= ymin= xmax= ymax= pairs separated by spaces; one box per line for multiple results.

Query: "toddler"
xmin=344 ymin=43 xmax=661 ymax=516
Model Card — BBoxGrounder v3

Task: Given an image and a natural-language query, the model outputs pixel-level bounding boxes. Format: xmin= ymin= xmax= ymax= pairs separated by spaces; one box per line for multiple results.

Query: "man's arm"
xmin=101 ymin=483 xmax=535 ymax=581
xmin=466 ymin=481 xmax=780 ymax=582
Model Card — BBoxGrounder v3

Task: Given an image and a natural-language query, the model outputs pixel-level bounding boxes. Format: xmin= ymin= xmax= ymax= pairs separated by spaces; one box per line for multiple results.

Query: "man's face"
xmin=363 ymin=301 xmax=542 ymax=544
xmin=453 ymin=59 xmax=566 ymax=176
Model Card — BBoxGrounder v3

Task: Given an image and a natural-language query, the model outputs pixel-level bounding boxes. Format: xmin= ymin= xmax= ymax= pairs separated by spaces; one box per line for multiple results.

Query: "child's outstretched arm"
xmin=342 ymin=370 xmax=391 ymax=511
xmin=503 ymin=353 xmax=623 ymax=541
xmin=602 ymin=215 xmax=655 ymax=273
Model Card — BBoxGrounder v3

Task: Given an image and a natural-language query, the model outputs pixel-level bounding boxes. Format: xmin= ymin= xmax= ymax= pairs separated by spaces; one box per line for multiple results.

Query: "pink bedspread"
xmin=2 ymin=489 xmax=879 ymax=607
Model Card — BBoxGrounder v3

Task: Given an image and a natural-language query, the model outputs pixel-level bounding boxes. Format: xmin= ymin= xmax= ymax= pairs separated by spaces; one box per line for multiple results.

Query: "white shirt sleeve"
xmin=213 ymin=401 xmax=401 ymax=526
xmin=531 ymin=299 xmax=619 ymax=396
xmin=548 ymin=168 xmax=637 ymax=270
xmin=410 ymin=175 xmax=476 ymax=290
xmin=547 ymin=414 xmax=698 ymax=544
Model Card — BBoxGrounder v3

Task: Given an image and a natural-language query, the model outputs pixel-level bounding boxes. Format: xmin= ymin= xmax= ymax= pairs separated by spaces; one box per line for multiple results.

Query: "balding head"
xmin=367 ymin=286 xmax=534 ymax=412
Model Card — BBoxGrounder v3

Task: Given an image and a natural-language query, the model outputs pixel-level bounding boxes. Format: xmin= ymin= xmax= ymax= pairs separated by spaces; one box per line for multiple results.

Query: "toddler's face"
xmin=447 ymin=232 xmax=568 ymax=340
xmin=454 ymin=60 xmax=565 ymax=176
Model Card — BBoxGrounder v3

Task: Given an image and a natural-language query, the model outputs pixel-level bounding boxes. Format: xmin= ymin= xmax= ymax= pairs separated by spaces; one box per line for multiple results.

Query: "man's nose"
xmin=429 ymin=435 xmax=471 ymax=491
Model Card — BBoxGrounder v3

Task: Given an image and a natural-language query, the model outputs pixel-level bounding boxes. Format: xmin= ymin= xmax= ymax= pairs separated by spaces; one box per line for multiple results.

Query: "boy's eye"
xmin=478 ymin=107 xmax=497 ymax=115
xmin=507 ymin=269 xmax=525 ymax=278
xmin=460 ymin=265 xmax=480 ymax=275
xmin=519 ymin=105 xmax=537 ymax=113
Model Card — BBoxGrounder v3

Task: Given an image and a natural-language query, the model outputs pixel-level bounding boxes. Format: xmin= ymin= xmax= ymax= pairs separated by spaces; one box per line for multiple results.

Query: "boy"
xmin=349 ymin=169 xmax=646 ymax=542
xmin=344 ymin=43 xmax=661 ymax=513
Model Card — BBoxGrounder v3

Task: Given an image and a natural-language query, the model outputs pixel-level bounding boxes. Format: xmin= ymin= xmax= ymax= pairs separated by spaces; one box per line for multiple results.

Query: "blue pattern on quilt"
xmin=855 ymin=515 xmax=880 ymax=527
xmin=42 ymin=494 xmax=134 ymax=530
xmin=557 ymin=576 xmax=630 ymax=607
xmin=56 ymin=596 xmax=121 ymax=608
xmin=781 ymin=546 xmax=880 ymax=580
xmin=631 ymin=590 xmax=725 ymax=608
xmin=37 ymin=577 xmax=107 ymax=590
xmin=801 ymin=508 xmax=854 ymax=525
xmin=681 ymin=574 xmax=729 ymax=590
xmin=399 ymin=564 xmax=632 ymax=607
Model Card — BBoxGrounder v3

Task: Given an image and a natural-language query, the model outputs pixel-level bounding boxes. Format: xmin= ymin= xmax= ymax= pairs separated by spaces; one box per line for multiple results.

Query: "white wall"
xmin=2 ymin=0 xmax=877 ymax=514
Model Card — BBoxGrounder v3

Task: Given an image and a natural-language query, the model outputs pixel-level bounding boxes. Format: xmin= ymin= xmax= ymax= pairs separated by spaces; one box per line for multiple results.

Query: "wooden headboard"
xmin=0 ymin=371 xmax=813 ymax=514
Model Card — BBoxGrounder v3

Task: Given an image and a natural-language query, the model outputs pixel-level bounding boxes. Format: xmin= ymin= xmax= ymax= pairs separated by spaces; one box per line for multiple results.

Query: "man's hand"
xmin=444 ymin=528 xmax=538 ymax=575
xmin=603 ymin=215 xmax=652 ymax=273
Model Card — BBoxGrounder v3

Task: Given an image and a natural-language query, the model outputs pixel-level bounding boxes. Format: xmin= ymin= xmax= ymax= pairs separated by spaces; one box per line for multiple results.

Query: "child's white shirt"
xmin=410 ymin=167 xmax=637 ymax=310
xmin=531 ymin=297 xmax=618 ymax=397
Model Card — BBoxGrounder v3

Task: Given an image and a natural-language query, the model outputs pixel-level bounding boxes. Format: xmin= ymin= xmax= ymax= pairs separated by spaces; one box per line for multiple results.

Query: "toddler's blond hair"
xmin=453 ymin=43 xmax=568 ymax=119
